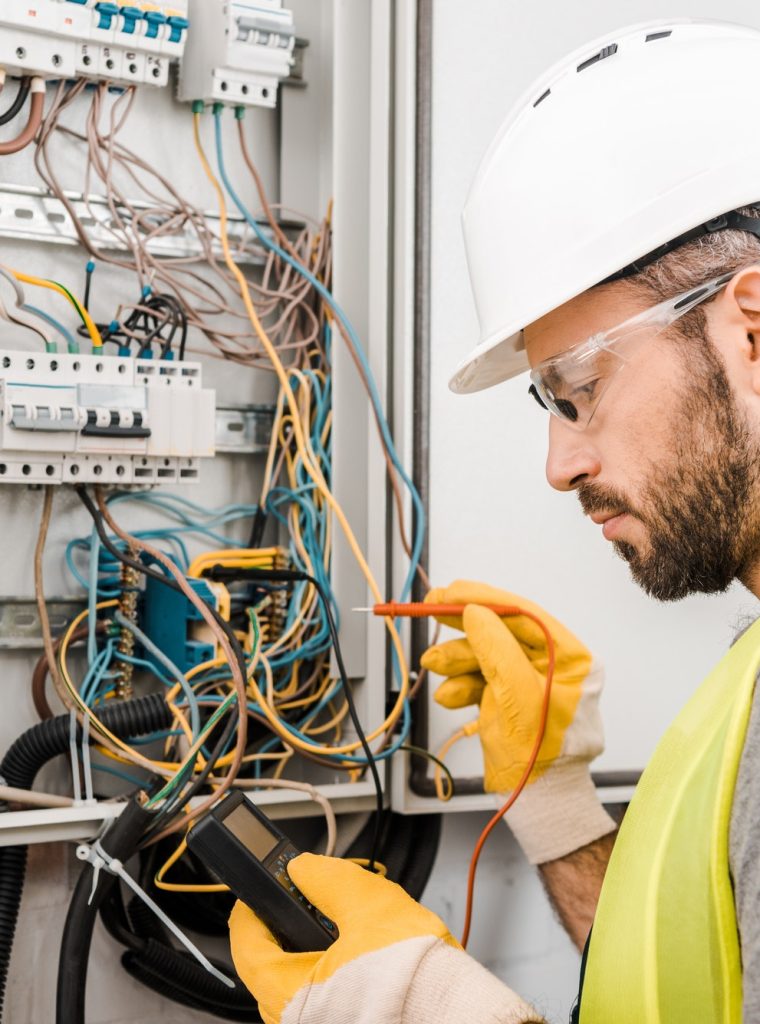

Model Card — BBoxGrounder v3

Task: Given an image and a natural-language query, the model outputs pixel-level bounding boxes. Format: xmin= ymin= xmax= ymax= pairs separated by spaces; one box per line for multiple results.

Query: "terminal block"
xmin=177 ymin=0 xmax=294 ymax=109
xmin=0 ymin=0 xmax=190 ymax=89
xmin=141 ymin=574 xmax=229 ymax=672
xmin=0 ymin=349 xmax=215 ymax=485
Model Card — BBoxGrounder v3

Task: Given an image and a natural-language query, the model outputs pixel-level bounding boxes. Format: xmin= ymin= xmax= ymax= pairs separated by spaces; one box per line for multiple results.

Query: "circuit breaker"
xmin=177 ymin=0 xmax=295 ymax=109
xmin=0 ymin=0 xmax=190 ymax=88
xmin=0 ymin=349 xmax=215 ymax=484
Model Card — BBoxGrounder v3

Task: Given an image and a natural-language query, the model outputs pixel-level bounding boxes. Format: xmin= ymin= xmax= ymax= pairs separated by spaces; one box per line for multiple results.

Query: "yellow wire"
xmin=192 ymin=114 xmax=409 ymax=754
xmin=155 ymin=834 xmax=229 ymax=894
xmin=434 ymin=725 xmax=477 ymax=801
xmin=12 ymin=270 xmax=103 ymax=348
xmin=59 ymin=603 xmax=172 ymax=773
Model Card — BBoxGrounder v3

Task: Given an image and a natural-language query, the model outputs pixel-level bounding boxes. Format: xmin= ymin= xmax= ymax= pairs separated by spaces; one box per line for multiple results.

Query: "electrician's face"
xmin=523 ymin=278 xmax=760 ymax=601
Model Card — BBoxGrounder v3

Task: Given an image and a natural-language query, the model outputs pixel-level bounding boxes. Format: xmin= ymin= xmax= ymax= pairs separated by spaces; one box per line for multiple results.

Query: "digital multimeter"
xmin=187 ymin=790 xmax=339 ymax=952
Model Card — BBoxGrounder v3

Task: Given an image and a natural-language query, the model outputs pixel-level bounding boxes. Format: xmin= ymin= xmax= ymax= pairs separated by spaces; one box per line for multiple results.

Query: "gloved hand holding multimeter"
xmin=192 ymin=793 xmax=538 ymax=1024
xmin=187 ymin=790 xmax=338 ymax=952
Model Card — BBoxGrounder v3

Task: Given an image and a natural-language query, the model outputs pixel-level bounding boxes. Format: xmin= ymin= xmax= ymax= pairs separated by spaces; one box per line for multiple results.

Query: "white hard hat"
xmin=450 ymin=19 xmax=760 ymax=395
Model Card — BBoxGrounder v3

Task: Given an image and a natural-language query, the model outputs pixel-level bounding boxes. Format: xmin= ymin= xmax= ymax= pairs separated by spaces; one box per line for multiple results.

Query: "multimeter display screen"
xmin=225 ymin=804 xmax=279 ymax=860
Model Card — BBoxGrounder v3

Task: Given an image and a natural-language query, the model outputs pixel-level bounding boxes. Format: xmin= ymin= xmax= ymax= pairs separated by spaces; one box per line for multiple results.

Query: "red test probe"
xmin=354 ymin=602 xmax=525 ymax=618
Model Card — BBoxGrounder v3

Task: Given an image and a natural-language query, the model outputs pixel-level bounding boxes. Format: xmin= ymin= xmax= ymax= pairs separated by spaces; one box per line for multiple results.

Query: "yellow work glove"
xmin=421 ymin=581 xmax=616 ymax=864
xmin=229 ymin=853 xmax=541 ymax=1024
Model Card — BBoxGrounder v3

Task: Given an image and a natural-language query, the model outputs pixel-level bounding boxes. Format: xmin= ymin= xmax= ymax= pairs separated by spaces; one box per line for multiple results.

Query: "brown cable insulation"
xmin=34 ymin=488 xmax=72 ymax=712
xmin=31 ymin=623 xmax=106 ymax=721
xmin=0 ymin=88 xmax=43 ymax=156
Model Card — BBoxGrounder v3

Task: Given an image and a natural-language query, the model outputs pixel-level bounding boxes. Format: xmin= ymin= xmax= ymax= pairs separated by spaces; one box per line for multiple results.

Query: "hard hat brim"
xmin=448 ymin=329 xmax=527 ymax=394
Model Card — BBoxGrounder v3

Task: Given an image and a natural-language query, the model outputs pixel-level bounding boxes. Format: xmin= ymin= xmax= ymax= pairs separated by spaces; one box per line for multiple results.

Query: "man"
xmin=228 ymin=19 xmax=760 ymax=1023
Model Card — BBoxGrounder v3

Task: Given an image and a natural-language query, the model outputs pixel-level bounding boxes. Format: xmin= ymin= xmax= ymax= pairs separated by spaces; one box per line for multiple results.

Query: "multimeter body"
xmin=187 ymin=790 xmax=339 ymax=952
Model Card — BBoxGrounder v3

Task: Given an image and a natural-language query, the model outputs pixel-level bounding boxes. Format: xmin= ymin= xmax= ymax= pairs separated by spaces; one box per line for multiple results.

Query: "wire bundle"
xmin=34 ymin=82 xmax=331 ymax=370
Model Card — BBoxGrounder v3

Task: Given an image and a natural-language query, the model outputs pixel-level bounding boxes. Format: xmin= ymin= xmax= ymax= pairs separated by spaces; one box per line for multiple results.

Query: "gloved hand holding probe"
xmin=421 ymin=581 xmax=617 ymax=864
xmin=229 ymin=852 xmax=541 ymax=1024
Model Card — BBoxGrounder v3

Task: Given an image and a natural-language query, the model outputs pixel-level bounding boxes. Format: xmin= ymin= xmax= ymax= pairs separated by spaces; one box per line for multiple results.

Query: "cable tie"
xmin=68 ymin=708 xmax=83 ymax=805
xmin=81 ymin=712 xmax=97 ymax=806
xmin=75 ymin=839 xmax=236 ymax=989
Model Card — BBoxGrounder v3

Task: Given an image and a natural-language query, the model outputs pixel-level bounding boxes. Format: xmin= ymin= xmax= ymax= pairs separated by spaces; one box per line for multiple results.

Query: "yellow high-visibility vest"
xmin=579 ymin=619 xmax=760 ymax=1023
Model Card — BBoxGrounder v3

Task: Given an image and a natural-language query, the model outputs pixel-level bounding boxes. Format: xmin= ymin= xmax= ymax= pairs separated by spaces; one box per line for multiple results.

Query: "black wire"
xmin=74 ymin=486 xmax=248 ymax=826
xmin=203 ymin=565 xmax=385 ymax=873
xmin=83 ymin=265 xmax=94 ymax=313
xmin=0 ymin=77 xmax=30 ymax=126
xmin=77 ymin=292 xmax=187 ymax=358
xmin=147 ymin=712 xmax=240 ymax=834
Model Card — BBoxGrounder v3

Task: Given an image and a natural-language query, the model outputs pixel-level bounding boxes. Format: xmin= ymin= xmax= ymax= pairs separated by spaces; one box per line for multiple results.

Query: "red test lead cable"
xmin=357 ymin=600 xmax=556 ymax=949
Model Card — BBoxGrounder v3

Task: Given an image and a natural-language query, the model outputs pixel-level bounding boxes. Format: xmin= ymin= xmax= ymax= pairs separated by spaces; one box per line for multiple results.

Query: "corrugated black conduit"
xmin=0 ymin=692 xmax=171 ymax=1021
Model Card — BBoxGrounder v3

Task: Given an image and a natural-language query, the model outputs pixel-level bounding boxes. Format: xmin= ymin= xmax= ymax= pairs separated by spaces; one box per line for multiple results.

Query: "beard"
xmin=577 ymin=340 xmax=760 ymax=601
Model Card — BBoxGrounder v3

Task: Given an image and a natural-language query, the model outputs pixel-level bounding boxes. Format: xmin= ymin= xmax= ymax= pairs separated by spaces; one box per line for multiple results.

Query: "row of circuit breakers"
xmin=0 ymin=0 xmax=297 ymax=105
xmin=0 ymin=350 xmax=215 ymax=485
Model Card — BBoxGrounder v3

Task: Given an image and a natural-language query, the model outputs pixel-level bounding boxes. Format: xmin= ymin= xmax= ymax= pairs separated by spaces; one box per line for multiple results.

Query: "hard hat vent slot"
xmin=646 ymin=30 xmax=673 ymax=42
xmin=576 ymin=44 xmax=618 ymax=73
xmin=533 ymin=88 xmax=551 ymax=108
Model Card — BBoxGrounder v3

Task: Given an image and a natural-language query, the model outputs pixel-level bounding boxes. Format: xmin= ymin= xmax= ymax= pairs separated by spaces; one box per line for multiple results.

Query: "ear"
xmin=719 ymin=267 xmax=760 ymax=397
xmin=725 ymin=265 xmax=760 ymax=336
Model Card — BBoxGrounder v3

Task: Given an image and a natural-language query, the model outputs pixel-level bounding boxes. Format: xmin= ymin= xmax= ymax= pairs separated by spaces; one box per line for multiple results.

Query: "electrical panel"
xmin=177 ymin=0 xmax=295 ymax=109
xmin=0 ymin=0 xmax=190 ymax=88
xmin=0 ymin=3 xmax=418 ymax=1018
xmin=0 ymin=349 xmax=215 ymax=485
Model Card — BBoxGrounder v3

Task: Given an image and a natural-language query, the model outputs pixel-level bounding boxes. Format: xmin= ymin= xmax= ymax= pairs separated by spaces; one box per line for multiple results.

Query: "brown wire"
xmin=0 ymin=85 xmax=43 ymax=155
xmin=34 ymin=488 xmax=71 ymax=712
xmin=31 ymin=623 xmax=106 ymax=721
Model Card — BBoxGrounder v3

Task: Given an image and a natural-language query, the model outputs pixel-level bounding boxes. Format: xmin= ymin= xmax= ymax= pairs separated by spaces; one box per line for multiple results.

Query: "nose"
xmin=545 ymin=416 xmax=602 ymax=491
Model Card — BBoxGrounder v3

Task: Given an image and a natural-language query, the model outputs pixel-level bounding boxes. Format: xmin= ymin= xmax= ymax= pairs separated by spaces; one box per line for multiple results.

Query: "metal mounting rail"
xmin=0 ymin=783 xmax=379 ymax=847
xmin=0 ymin=184 xmax=299 ymax=264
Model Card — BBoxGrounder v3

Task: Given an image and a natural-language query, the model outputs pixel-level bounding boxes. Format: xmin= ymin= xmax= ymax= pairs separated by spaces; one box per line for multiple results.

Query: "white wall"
xmin=419 ymin=1 xmax=760 ymax=1019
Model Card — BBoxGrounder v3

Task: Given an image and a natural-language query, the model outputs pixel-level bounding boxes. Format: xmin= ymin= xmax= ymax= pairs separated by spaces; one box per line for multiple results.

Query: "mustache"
xmin=577 ymin=482 xmax=637 ymax=520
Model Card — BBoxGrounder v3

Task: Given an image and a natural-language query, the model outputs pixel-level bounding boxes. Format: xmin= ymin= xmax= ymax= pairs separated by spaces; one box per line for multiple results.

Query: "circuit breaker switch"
xmin=0 ymin=350 xmax=214 ymax=484
xmin=119 ymin=6 xmax=143 ymax=34
xmin=167 ymin=14 xmax=189 ymax=43
xmin=94 ymin=2 xmax=120 ymax=30
xmin=177 ymin=0 xmax=295 ymax=110
xmin=143 ymin=10 xmax=167 ymax=39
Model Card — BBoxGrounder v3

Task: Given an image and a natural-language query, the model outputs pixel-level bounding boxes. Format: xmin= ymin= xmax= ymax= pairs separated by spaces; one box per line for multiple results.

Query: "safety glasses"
xmin=528 ymin=269 xmax=736 ymax=430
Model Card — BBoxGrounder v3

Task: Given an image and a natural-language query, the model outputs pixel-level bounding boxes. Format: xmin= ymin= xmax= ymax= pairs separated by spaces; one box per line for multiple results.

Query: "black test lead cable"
xmin=202 ymin=564 xmax=386 ymax=874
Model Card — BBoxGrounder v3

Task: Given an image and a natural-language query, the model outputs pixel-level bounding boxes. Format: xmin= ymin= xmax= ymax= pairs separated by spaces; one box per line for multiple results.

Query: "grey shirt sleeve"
xmin=729 ymin=681 xmax=760 ymax=1023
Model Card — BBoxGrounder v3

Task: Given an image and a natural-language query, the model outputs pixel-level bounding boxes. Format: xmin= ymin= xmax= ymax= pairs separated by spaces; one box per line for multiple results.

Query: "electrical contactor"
xmin=0 ymin=349 xmax=215 ymax=485
xmin=0 ymin=0 xmax=190 ymax=88
xmin=177 ymin=0 xmax=295 ymax=109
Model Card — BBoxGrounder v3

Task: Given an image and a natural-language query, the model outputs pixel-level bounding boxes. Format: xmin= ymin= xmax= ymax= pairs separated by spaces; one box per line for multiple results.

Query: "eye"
xmin=570 ymin=377 xmax=601 ymax=403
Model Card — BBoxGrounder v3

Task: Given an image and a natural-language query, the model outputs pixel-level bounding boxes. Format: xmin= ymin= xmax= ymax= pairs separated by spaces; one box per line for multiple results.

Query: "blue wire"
xmin=91 ymin=761 xmax=147 ymax=787
xmin=22 ymin=304 xmax=78 ymax=350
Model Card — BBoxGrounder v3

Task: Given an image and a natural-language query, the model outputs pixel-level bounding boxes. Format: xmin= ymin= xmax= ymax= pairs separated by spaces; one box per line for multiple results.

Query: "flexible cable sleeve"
xmin=56 ymin=798 xmax=155 ymax=1024
xmin=0 ymin=78 xmax=30 ymax=126
xmin=0 ymin=692 xmax=170 ymax=791
xmin=0 ymin=79 xmax=44 ymax=155
xmin=0 ymin=694 xmax=171 ymax=1019
xmin=121 ymin=940 xmax=260 ymax=1022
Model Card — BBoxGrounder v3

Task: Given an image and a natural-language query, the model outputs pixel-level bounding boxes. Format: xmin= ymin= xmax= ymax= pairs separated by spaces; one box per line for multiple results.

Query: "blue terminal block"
xmin=141 ymin=574 xmax=218 ymax=673
xmin=66 ymin=0 xmax=89 ymax=5
xmin=119 ymin=6 xmax=144 ymax=34
xmin=143 ymin=10 xmax=168 ymax=39
xmin=94 ymin=2 xmax=121 ymax=30
xmin=167 ymin=15 xmax=190 ymax=44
